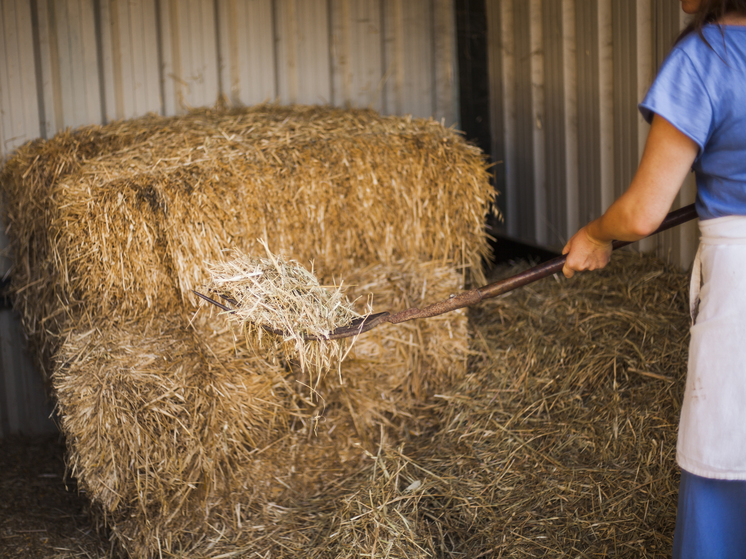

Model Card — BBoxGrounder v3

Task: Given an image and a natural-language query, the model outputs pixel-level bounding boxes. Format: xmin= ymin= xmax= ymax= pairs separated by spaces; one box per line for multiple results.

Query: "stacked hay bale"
xmin=0 ymin=105 xmax=494 ymax=557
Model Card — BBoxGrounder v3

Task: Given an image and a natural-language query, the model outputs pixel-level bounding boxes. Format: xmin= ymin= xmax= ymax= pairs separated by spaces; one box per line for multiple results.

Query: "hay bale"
xmin=0 ymin=105 xmax=494 ymax=557
xmin=53 ymin=261 xmax=469 ymax=557
xmin=1 ymin=105 xmax=493 ymax=380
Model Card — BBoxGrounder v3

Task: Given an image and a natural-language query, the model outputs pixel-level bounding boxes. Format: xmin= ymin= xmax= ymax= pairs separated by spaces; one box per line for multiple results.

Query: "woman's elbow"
xmin=627 ymin=214 xmax=662 ymax=239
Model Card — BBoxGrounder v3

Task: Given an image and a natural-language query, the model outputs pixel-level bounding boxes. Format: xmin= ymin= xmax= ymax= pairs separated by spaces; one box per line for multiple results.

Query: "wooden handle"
xmin=387 ymin=203 xmax=697 ymax=324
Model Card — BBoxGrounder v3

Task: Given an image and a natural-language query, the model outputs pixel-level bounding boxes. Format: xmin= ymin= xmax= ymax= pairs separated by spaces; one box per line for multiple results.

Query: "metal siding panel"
xmin=183 ymin=0 xmax=199 ymax=105
xmin=330 ymin=0 xmax=351 ymax=106
xmin=163 ymin=0 xmax=220 ymax=110
xmin=351 ymin=0 xmax=385 ymax=111
xmin=98 ymin=0 xmax=118 ymax=121
xmin=18 ymin=0 xmax=42 ymax=144
xmin=402 ymin=0 xmax=433 ymax=118
xmin=55 ymin=0 xmax=100 ymax=127
xmin=0 ymin=2 xmax=12 ymax=158
xmin=243 ymin=0 xmax=276 ymax=104
xmin=0 ymin=312 xmax=20 ymax=435
xmin=382 ymin=0 xmax=402 ymax=114
xmin=383 ymin=0 xmax=434 ymax=119
xmin=636 ymin=0 xmax=652 ymax=157
xmin=216 ymin=0 xmax=233 ymax=101
xmin=331 ymin=0 xmax=384 ymax=111
xmin=561 ymin=0 xmax=578 ymax=241
xmin=433 ymin=0 xmax=456 ymax=126
xmin=215 ymin=0 xmax=278 ymax=106
xmin=542 ymin=0 xmax=566 ymax=246
xmin=653 ymin=0 xmax=678 ymax=73
xmin=0 ymin=310 xmax=56 ymax=437
xmin=160 ymin=0 xmax=180 ymax=114
xmin=486 ymin=0 xmax=506 ymax=224
xmin=0 ymin=322 xmax=9 ymax=438
xmin=122 ymin=0 xmax=160 ymax=117
xmin=500 ymin=0 xmax=518 ymax=237
xmin=110 ymin=0 xmax=130 ymax=117
xmin=16 ymin=317 xmax=55 ymax=434
xmin=575 ymin=0 xmax=601 ymax=225
xmin=201 ymin=0 xmax=220 ymax=104
xmin=513 ymin=0 xmax=535 ymax=241
xmin=193 ymin=0 xmax=209 ymax=106
xmin=1 ymin=0 xmax=41 ymax=157
xmin=139 ymin=0 xmax=162 ymax=113
xmin=296 ymin=0 xmax=331 ymax=105
xmin=49 ymin=0 xmax=65 ymax=132
xmin=80 ymin=0 xmax=102 ymax=121
xmin=612 ymin=0 xmax=637 ymax=203
xmin=275 ymin=0 xmax=298 ymax=104
xmin=185 ymin=0 xmax=198 ymax=105
xmin=597 ymin=0 xmax=614 ymax=212
xmin=530 ymin=0 xmax=545 ymax=244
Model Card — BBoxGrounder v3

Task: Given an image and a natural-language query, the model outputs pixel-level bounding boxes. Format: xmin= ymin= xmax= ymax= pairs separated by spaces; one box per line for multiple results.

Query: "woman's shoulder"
xmin=675 ymin=23 xmax=746 ymax=59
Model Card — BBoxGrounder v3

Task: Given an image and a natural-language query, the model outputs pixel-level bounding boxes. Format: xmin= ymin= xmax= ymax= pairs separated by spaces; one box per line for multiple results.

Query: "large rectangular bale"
xmin=53 ymin=261 xmax=470 ymax=557
xmin=1 ymin=105 xmax=494 ymax=379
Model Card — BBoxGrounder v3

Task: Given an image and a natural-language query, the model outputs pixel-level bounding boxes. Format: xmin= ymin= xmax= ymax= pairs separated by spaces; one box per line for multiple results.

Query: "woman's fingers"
xmin=562 ymin=262 xmax=575 ymax=279
xmin=562 ymin=226 xmax=612 ymax=279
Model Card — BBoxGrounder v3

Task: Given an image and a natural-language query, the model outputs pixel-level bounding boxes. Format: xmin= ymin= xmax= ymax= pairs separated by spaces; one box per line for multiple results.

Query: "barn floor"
xmin=0 ymin=434 xmax=109 ymax=558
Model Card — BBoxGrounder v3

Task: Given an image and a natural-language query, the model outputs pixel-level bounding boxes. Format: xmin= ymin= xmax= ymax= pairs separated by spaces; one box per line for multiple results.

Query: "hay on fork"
xmin=202 ymin=242 xmax=367 ymax=380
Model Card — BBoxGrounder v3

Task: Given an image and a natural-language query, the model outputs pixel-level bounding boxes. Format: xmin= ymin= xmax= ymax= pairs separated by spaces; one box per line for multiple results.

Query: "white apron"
xmin=678 ymin=215 xmax=746 ymax=480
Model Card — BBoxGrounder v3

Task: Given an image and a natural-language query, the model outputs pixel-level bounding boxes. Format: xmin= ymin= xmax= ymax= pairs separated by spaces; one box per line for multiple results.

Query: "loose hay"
xmin=202 ymin=242 xmax=367 ymax=381
xmin=5 ymin=252 xmax=690 ymax=559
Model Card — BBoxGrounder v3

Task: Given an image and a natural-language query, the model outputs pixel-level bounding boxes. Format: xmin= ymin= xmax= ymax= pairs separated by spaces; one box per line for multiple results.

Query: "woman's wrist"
xmin=584 ymin=220 xmax=613 ymax=247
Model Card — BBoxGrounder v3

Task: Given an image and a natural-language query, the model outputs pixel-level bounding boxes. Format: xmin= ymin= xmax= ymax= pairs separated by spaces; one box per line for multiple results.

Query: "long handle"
xmin=387 ymin=203 xmax=697 ymax=324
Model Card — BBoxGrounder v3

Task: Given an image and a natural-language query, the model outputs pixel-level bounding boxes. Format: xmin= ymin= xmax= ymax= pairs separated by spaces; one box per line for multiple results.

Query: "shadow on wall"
xmin=0 ymin=281 xmax=57 ymax=437
xmin=486 ymin=219 xmax=561 ymax=266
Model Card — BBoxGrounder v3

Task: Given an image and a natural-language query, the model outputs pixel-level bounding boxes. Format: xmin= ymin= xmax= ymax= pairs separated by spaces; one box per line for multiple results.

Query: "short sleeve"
xmin=638 ymin=48 xmax=713 ymax=154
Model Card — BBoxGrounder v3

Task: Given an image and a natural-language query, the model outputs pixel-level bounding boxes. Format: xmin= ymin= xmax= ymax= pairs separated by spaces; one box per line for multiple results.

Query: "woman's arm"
xmin=562 ymin=113 xmax=699 ymax=278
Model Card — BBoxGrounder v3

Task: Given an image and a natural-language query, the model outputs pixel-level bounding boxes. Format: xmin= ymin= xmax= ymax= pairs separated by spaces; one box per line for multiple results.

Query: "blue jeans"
xmin=673 ymin=469 xmax=746 ymax=558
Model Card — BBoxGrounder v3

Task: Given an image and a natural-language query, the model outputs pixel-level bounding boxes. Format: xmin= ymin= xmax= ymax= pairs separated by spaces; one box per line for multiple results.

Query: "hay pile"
xmin=0 ymin=105 xmax=493 ymax=557
xmin=330 ymin=251 xmax=689 ymax=558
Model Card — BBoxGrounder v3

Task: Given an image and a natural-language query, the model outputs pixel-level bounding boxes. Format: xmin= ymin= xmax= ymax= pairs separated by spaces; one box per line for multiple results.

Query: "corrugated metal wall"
xmin=0 ymin=0 xmax=458 ymax=436
xmin=488 ymin=0 xmax=699 ymax=264
xmin=0 ymin=0 xmax=458 ymax=156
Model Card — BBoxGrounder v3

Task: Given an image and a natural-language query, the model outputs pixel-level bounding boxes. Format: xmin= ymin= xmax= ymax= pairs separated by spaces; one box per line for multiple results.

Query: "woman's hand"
xmin=562 ymin=225 xmax=613 ymax=279
xmin=560 ymin=114 xmax=698 ymax=280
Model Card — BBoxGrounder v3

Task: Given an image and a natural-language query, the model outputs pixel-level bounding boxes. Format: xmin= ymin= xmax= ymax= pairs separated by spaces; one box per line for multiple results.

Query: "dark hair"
xmin=677 ymin=0 xmax=746 ymax=45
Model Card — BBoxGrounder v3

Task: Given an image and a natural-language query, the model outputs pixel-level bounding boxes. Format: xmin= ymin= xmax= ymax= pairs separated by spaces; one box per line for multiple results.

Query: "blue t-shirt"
xmin=639 ymin=25 xmax=746 ymax=220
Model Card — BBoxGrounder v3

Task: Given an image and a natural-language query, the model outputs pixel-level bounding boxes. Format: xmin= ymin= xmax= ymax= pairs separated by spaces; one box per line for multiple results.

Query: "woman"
xmin=562 ymin=0 xmax=746 ymax=556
